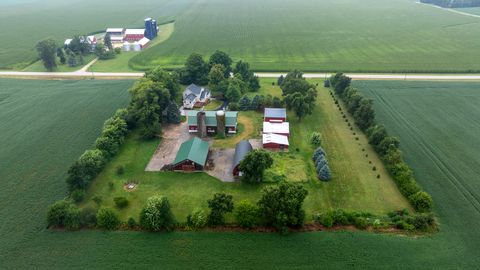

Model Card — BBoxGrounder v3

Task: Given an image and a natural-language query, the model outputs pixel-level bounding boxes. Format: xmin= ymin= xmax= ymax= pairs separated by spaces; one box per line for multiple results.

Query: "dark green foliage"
xmin=239 ymin=95 xmax=251 ymax=111
xmin=127 ymin=217 xmax=137 ymax=228
xmin=140 ymin=196 xmax=176 ymax=231
xmin=209 ymin=50 xmax=232 ymax=77
xmin=115 ymin=165 xmax=125 ymax=175
xmin=331 ymin=73 xmax=351 ymax=96
xmin=234 ymin=200 xmax=259 ymax=229
xmin=228 ymin=102 xmax=239 ymax=111
xmin=36 ymin=39 xmax=57 ymax=71
xmin=234 ymin=60 xmax=260 ymax=92
xmin=95 ymin=44 xmax=116 ymax=60
xmin=104 ymin=34 xmax=113 ymax=51
xmin=114 ymin=197 xmax=129 ymax=209
xmin=257 ymin=182 xmax=308 ymax=231
xmin=377 ymin=136 xmax=400 ymax=156
xmin=225 ymin=81 xmax=242 ymax=102
xmin=354 ymin=217 xmax=368 ymax=229
xmin=186 ymin=209 xmax=208 ymax=230
xmin=145 ymin=67 xmax=181 ymax=99
xmin=47 ymin=200 xmax=80 ymax=230
xmin=182 ymin=53 xmax=209 ymax=85
xmin=310 ymin=132 xmax=322 ymax=146
xmin=409 ymin=191 xmax=433 ymax=212
xmin=70 ymin=189 xmax=85 ymax=203
xmin=67 ymin=36 xmax=90 ymax=55
xmin=96 ymin=208 xmax=120 ymax=230
xmin=353 ymin=98 xmax=375 ymax=131
xmin=208 ymin=64 xmax=227 ymax=89
xmin=272 ymin=96 xmax=284 ymax=108
xmin=207 ymin=193 xmax=234 ymax=226
xmin=282 ymin=70 xmax=317 ymax=120
xmin=66 ymin=149 xmax=106 ymax=191
xmin=421 ymin=0 xmax=480 ymax=8
xmin=314 ymin=212 xmax=334 ymax=227
xmin=239 ymin=149 xmax=274 ymax=183
xmin=166 ymin=101 xmax=181 ymax=124
xmin=312 ymin=147 xmax=326 ymax=162
xmin=250 ymin=95 xmax=260 ymax=110
xmin=56 ymin=47 xmax=66 ymax=64
xmin=277 ymin=75 xmax=284 ymax=86
xmin=366 ymin=125 xmax=387 ymax=147
xmin=79 ymin=207 xmax=97 ymax=227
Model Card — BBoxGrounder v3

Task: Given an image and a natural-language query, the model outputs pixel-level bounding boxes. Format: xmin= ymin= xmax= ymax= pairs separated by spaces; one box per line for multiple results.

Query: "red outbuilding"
xmin=264 ymin=108 xmax=287 ymax=123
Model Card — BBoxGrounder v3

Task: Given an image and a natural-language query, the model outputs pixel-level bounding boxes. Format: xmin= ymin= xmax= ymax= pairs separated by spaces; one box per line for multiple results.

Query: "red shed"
xmin=124 ymin=29 xmax=145 ymax=41
xmin=263 ymin=133 xmax=289 ymax=151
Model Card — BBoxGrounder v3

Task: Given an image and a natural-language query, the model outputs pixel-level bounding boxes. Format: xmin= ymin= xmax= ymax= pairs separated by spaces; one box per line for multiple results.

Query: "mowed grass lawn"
xmin=82 ymin=78 xmax=409 ymax=223
xmin=3 ymin=78 xmax=480 ymax=268
xmin=22 ymin=54 xmax=96 ymax=72
xmin=3 ymin=0 xmax=480 ymax=72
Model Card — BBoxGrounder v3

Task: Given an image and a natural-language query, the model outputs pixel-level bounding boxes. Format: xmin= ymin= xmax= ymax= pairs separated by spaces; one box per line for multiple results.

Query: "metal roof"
xmin=106 ymin=28 xmax=124 ymax=33
xmin=232 ymin=140 xmax=253 ymax=169
xmin=173 ymin=137 xmax=209 ymax=166
xmin=264 ymin=108 xmax=287 ymax=119
xmin=263 ymin=133 xmax=289 ymax=145
xmin=125 ymin=29 xmax=145 ymax=35
xmin=263 ymin=121 xmax=290 ymax=134
xmin=185 ymin=84 xmax=203 ymax=95
xmin=187 ymin=111 xmax=238 ymax=127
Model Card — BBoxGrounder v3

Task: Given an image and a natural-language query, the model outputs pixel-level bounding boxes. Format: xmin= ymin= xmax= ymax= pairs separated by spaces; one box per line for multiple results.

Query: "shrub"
xmin=79 ymin=207 xmax=97 ymax=227
xmin=127 ymin=217 xmax=137 ymax=228
xmin=96 ymin=208 xmax=120 ymax=230
xmin=409 ymin=191 xmax=433 ymax=212
xmin=116 ymin=165 xmax=125 ymax=175
xmin=114 ymin=47 xmax=122 ymax=54
xmin=140 ymin=196 xmax=176 ymax=231
xmin=186 ymin=209 xmax=208 ymax=229
xmin=93 ymin=196 xmax=102 ymax=206
xmin=317 ymin=164 xmax=332 ymax=181
xmin=207 ymin=193 xmax=234 ymax=225
xmin=258 ymin=182 xmax=308 ymax=231
xmin=239 ymin=149 xmax=274 ymax=184
xmin=312 ymin=147 xmax=326 ymax=162
xmin=229 ymin=102 xmax=239 ymax=111
xmin=108 ymin=182 xmax=114 ymax=190
xmin=47 ymin=200 xmax=80 ymax=230
xmin=310 ymin=132 xmax=322 ymax=147
xmin=314 ymin=212 xmax=334 ymax=228
xmin=234 ymin=200 xmax=259 ymax=229
xmin=412 ymin=213 xmax=435 ymax=230
xmin=66 ymin=149 xmax=106 ymax=191
xmin=354 ymin=217 xmax=368 ymax=229
xmin=114 ymin=197 xmax=129 ymax=208
xmin=70 ymin=189 xmax=85 ymax=203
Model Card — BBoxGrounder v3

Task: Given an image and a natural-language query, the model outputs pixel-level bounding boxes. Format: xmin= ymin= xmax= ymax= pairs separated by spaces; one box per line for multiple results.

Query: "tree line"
xmin=48 ymin=182 xmax=309 ymax=233
xmin=328 ymin=73 xmax=433 ymax=213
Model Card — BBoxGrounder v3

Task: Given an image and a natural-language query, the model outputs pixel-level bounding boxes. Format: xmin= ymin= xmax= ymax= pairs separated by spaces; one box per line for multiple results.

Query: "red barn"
xmin=263 ymin=133 xmax=289 ymax=151
xmin=124 ymin=29 xmax=145 ymax=41
xmin=232 ymin=140 xmax=253 ymax=176
xmin=264 ymin=108 xmax=287 ymax=123
xmin=263 ymin=121 xmax=290 ymax=137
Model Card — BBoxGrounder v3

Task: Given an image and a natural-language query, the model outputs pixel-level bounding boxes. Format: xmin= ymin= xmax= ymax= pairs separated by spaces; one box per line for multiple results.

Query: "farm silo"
xmin=197 ymin=111 xmax=207 ymax=138
xmin=216 ymin=110 xmax=226 ymax=137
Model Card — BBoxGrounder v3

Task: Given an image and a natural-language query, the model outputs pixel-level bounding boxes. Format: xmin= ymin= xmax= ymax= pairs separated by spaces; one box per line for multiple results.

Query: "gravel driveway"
xmin=145 ymin=122 xmax=193 ymax=171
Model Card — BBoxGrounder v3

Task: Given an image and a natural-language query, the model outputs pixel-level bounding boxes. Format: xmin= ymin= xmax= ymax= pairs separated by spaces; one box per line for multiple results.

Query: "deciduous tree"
xmin=36 ymin=39 xmax=57 ymax=71
xmin=239 ymin=149 xmax=273 ymax=183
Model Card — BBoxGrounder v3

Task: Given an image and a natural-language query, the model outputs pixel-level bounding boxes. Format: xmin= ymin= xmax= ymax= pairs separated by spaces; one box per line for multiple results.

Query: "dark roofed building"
xmin=264 ymin=108 xmax=287 ymax=122
xmin=232 ymin=140 xmax=253 ymax=176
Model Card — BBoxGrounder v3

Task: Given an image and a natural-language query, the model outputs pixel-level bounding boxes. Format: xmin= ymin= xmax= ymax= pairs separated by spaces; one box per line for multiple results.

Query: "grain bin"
xmin=197 ymin=111 xmax=207 ymax=138
xmin=216 ymin=110 xmax=226 ymax=137
xmin=132 ymin=42 xmax=141 ymax=52
xmin=122 ymin=42 xmax=131 ymax=52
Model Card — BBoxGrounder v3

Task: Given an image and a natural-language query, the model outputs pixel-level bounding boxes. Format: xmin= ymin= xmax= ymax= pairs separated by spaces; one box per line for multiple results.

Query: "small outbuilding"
xmin=232 ymin=140 xmax=253 ymax=176
xmin=263 ymin=133 xmax=289 ymax=151
xmin=124 ymin=29 xmax=145 ymax=41
xmin=264 ymin=108 xmax=287 ymax=123
xmin=172 ymin=137 xmax=210 ymax=171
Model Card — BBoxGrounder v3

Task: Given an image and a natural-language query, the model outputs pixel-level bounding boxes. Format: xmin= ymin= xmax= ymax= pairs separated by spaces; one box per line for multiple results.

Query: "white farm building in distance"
xmin=105 ymin=18 xmax=159 ymax=51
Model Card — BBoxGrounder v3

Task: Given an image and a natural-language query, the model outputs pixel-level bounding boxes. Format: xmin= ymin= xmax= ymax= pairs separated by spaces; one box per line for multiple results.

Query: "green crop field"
xmin=3 ymin=0 xmax=480 ymax=72
xmin=1 ymin=78 xmax=480 ymax=269
xmin=454 ymin=7 xmax=480 ymax=15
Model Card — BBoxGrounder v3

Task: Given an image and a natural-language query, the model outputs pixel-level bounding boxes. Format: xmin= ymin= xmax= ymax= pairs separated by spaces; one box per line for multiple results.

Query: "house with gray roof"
xmin=183 ymin=84 xmax=211 ymax=109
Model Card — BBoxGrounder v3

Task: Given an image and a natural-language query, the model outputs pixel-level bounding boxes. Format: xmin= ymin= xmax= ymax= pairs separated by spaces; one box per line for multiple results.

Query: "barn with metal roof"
xmin=172 ymin=137 xmax=210 ymax=171
xmin=232 ymin=140 xmax=253 ymax=176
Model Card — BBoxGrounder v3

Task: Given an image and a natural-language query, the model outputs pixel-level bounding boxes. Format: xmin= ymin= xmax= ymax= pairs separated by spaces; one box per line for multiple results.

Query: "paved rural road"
xmin=1 ymin=71 xmax=480 ymax=80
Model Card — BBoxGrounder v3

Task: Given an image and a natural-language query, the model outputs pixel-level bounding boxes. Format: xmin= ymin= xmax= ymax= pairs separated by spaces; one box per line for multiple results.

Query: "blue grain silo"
xmin=145 ymin=17 xmax=154 ymax=40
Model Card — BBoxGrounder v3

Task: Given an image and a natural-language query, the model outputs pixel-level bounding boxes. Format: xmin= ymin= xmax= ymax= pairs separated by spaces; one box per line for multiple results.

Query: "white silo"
xmin=123 ymin=42 xmax=131 ymax=52
xmin=132 ymin=42 xmax=141 ymax=52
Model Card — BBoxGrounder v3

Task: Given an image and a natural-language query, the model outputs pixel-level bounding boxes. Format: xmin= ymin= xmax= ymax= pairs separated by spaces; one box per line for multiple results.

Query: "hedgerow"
xmin=328 ymin=73 xmax=434 ymax=213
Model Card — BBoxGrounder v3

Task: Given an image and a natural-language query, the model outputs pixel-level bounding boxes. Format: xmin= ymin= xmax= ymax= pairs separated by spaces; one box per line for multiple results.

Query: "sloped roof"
xmin=185 ymin=93 xmax=197 ymax=103
xmin=264 ymin=108 xmax=287 ymax=119
xmin=232 ymin=140 xmax=253 ymax=169
xmin=173 ymin=137 xmax=209 ymax=166
xmin=106 ymin=28 xmax=124 ymax=33
xmin=125 ymin=29 xmax=145 ymax=35
xmin=186 ymin=111 xmax=238 ymax=127
xmin=263 ymin=121 xmax=290 ymax=134
xmin=263 ymin=133 xmax=289 ymax=145
xmin=186 ymin=84 xmax=203 ymax=95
